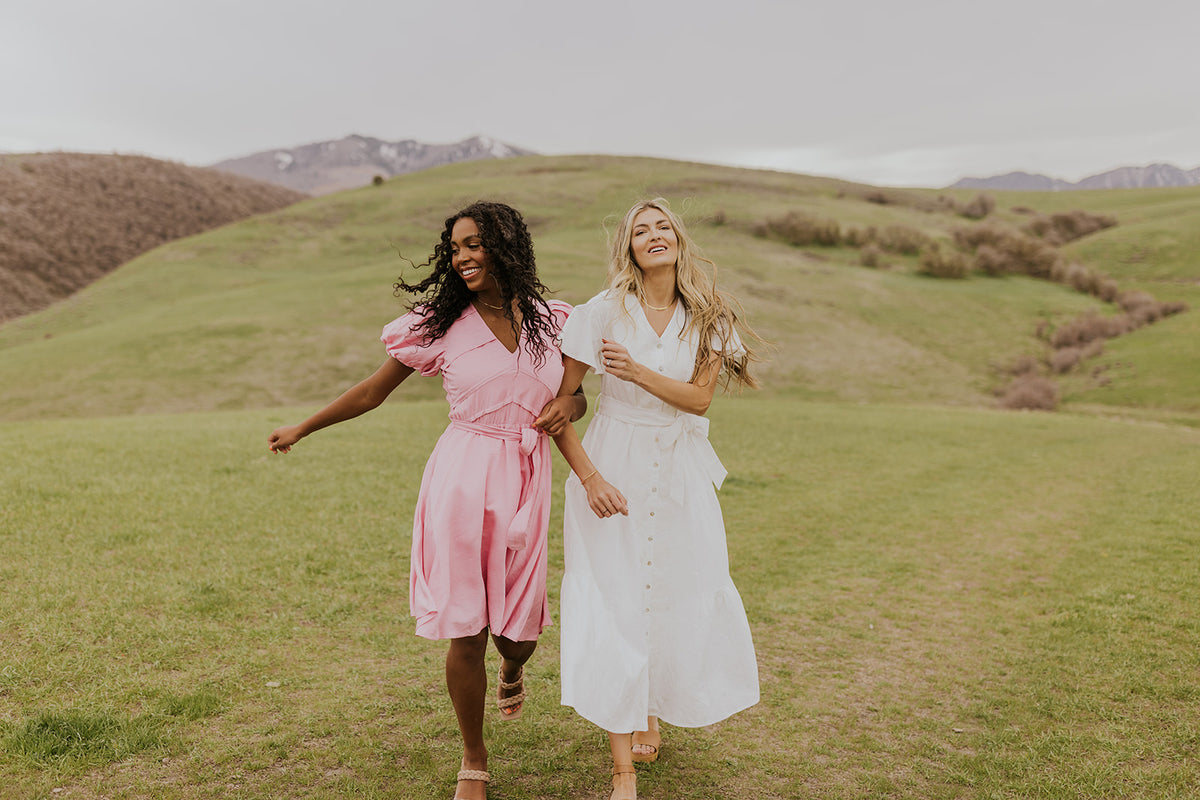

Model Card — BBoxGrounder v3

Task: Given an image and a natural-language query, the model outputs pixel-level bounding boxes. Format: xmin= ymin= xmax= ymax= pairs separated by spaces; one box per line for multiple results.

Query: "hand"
xmin=268 ymin=425 xmax=304 ymax=454
xmin=534 ymin=396 xmax=576 ymax=436
xmin=600 ymin=339 xmax=641 ymax=383
xmin=584 ymin=476 xmax=628 ymax=519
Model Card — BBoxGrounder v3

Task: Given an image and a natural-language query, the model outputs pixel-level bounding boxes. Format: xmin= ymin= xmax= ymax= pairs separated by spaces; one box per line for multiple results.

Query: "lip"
xmin=460 ymin=266 xmax=481 ymax=278
xmin=648 ymin=246 xmax=668 ymax=254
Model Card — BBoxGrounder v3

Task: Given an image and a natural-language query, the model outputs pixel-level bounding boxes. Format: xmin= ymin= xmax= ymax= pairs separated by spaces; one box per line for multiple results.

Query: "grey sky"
xmin=3 ymin=0 xmax=1197 ymax=187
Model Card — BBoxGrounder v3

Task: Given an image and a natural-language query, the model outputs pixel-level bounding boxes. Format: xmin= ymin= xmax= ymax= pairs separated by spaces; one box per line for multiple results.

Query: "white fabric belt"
xmin=594 ymin=394 xmax=727 ymax=503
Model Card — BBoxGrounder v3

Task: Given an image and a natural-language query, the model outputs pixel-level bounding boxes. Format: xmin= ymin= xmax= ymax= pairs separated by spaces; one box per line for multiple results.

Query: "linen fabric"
xmin=558 ymin=290 xmax=759 ymax=732
xmin=381 ymin=300 xmax=570 ymax=641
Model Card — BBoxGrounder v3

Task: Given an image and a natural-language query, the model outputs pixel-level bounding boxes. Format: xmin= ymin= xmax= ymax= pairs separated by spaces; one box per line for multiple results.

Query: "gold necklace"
xmin=475 ymin=297 xmax=505 ymax=311
xmin=642 ymin=296 xmax=676 ymax=311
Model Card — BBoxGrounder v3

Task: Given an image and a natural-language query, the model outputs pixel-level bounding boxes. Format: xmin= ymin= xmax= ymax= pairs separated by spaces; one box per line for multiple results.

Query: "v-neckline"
xmin=634 ymin=296 xmax=680 ymax=339
xmin=470 ymin=303 xmax=520 ymax=354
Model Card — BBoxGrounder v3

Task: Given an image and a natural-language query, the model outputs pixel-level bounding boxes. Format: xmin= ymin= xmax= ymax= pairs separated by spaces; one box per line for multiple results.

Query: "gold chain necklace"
xmin=642 ymin=296 xmax=676 ymax=311
xmin=475 ymin=297 xmax=505 ymax=311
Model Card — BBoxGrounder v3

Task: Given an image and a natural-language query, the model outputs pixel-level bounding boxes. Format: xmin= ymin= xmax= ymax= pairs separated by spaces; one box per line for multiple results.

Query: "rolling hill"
xmin=0 ymin=153 xmax=305 ymax=323
xmin=0 ymin=155 xmax=1197 ymax=424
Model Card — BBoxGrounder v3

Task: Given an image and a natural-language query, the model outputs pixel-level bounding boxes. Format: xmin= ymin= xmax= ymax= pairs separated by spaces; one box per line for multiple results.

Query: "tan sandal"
xmin=611 ymin=764 xmax=637 ymax=800
xmin=631 ymin=728 xmax=660 ymax=763
xmin=497 ymin=664 xmax=525 ymax=721
xmin=453 ymin=769 xmax=489 ymax=800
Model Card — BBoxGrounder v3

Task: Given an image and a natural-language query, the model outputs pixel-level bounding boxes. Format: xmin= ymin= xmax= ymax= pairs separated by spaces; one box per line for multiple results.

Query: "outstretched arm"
xmin=268 ymin=357 xmax=414 ymax=453
xmin=600 ymin=339 xmax=721 ymax=416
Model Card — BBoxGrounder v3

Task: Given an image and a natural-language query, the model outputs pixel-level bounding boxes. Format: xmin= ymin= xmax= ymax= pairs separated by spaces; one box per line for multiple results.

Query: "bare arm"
xmin=601 ymin=339 xmax=721 ymax=416
xmin=268 ymin=358 xmax=415 ymax=453
xmin=551 ymin=416 xmax=628 ymax=518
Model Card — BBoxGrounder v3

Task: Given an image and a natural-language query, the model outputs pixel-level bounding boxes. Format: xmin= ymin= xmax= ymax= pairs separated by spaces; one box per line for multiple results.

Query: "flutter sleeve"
xmin=558 ymin=291 xmax=609 ymax=372
xmin=380 ymin=307 xmax=445 ymax=376
xmin=713 ymin=320 xmax=747 ymax=360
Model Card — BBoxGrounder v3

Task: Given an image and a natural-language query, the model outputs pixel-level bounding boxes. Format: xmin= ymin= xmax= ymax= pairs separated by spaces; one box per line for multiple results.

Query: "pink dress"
xmin=381 ymin=300 xmax=570 ymax=641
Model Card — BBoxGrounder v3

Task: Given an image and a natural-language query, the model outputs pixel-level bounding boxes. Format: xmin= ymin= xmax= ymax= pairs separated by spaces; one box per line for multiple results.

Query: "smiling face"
xmin=629 ymin=207 xmax=679 ymax=272
xmin=450 ymin=216 xmax=494 ymax=293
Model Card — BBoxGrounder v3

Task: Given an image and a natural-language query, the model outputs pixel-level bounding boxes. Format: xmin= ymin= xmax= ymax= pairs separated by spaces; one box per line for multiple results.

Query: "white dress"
xmin=558 ymin=290 xmax=760 ymax=733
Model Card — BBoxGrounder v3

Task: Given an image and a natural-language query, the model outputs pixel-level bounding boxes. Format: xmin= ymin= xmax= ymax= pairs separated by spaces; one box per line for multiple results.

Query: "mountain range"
xmin=210 ymin=133 xmax=535 ymax=195
xmin=952 ymin=163 xmax=1200 ymax=191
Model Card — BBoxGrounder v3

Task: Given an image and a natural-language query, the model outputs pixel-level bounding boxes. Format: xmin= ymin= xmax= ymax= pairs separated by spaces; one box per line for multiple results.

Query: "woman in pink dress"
xmin=268 ymin=201 xmax=583 ymax=800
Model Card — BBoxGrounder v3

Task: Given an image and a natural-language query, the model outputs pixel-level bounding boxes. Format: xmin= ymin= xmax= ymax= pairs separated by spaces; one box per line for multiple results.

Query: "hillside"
xmin=0 ymin=153 xmax=306 ymax=322
xmin=0 ymin=155 xmax=1197 ymax=423
xmin=211 ymin=133 xmax=535 ymax=195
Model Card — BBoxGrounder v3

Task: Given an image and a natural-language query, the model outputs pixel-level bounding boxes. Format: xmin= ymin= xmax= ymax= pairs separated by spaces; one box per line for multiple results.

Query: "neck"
xmin=640 ymin=268 xmax=677 ymax=308
xmin=474 ymin=290 xmax=506 ymax=310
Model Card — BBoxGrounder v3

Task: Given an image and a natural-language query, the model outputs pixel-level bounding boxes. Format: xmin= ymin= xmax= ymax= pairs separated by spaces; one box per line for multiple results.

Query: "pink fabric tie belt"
xmin=449 ymin=419 xmax=546 ymax=551
xmin=594 ymin=394 xmax=727 ymax=505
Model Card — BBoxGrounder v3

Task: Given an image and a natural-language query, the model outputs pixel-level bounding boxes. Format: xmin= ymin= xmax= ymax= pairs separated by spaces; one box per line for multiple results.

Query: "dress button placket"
xmin=644 ymin=429 xmax=662 ymax=619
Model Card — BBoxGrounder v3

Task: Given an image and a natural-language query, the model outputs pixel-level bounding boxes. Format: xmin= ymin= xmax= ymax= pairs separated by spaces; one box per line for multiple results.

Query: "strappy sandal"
xmin=631 ymin=728 xmax=660 ymax=763
xmin=453 ymin=769 xmax=489 ymax=800
xmin=497 ymin=664 xmax=525 ymax=721
xmin=611 ymin=764 xmax=637 ymax=800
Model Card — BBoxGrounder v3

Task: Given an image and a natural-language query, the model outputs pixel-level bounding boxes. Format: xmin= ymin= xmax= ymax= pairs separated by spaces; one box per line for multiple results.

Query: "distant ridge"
xmin=952 ymin=163 xmax=1200 ymax=191
xmin=211 ymin=134 xmax=536 ymax=195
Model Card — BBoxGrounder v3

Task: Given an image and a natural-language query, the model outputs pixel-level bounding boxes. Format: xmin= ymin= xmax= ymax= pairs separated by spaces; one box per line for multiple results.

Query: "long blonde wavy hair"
xmin=607 ymin=198 xmax=761 ymax=390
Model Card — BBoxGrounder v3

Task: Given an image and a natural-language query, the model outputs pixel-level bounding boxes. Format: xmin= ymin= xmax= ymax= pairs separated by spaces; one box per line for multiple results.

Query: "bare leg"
xmin=491 ymin=633 xmax=537 ymax=716
xmin=447 ymin=630 xmax=490 ymax=800
xmin=609 ymin=731 xmax=637 ymax=800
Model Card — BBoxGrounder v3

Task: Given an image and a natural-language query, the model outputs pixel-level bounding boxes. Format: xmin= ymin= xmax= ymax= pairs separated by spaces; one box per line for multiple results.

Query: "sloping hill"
xmin=0 ymin=153 xmax=306 ymax=322
xmin=0 ymin=155 xmax=1197 ymax=422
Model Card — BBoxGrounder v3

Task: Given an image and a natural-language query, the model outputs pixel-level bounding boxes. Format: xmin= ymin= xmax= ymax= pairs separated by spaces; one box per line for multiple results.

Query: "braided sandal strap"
xmin=497 ymin=690 xmax=526 ymax=710
xmin=497 ymin=664 xmax=524 ymax=690
xmin=457 ymin=769 xmax=490 ymax=783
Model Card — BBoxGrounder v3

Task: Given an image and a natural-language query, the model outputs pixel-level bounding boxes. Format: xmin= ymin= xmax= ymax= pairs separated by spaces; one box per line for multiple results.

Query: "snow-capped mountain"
xmin=211 ymin=134 xmax=536 ymax=195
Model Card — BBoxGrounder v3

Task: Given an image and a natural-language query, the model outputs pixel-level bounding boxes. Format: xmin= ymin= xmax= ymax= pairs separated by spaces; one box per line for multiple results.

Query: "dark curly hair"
xmin=394 ymin=201 xmax=557 ymax=366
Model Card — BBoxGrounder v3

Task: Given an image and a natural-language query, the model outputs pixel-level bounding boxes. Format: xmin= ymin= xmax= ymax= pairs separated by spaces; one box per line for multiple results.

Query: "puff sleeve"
xmin=381 ymin=308 xmax=445 ymax=376
xmin=559 ymin=291 xmax=612 ymax=372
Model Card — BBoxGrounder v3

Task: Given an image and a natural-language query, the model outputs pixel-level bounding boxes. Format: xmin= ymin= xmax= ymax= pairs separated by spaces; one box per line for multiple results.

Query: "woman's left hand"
xmin=534 ymin=396 xmax=576 ymax=436
xmin=600 ymin=339 xmax=642 ymax=383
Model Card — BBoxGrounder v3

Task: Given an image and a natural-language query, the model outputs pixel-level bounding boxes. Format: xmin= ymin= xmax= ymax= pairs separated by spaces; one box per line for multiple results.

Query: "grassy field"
xmin=2 ymin=398 xmax=1198 ymax=799
xmin=3 ymin=155 xmax=1200 ymax=798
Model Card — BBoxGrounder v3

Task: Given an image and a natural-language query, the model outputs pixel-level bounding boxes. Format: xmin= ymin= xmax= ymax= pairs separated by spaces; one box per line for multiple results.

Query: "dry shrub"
xmin=865 ymin=191 xmax=890 ymax=205
xmin=917 ymin=244 xmax=968 ymax=279
xmin=954 ymin=224 xmax=1060 ymax=278
xmin=371 ymin=174 xmax=384 ymax=186
xmin=1050 ymin=313 xmax=1133 ymax=348
xmin=875 ymin=225 xmax=932 ymax=255
xmin=0 ymin=153 xmax=305 ymax=322
xmin=1000 ymin=373 xmax=1060 ymax=411
xmin=754 ymin=211 xmax=841 ymax=246
xmin=959 ymin=193 xmax=996 ymax=220
xmin=1050 ymin=347 xmax=1082 ymax=373
xmin=1081 ymin=339 xmax=1106 ymax=359
xmin=1008 ymin=354 xmax=1040 ymax=376
xmin=973 ymin=244 xmax=1009 ymax=276
xmin=859 ymin=243 xmax=884 ymax=268
xmin=842 ymin=226 xmax=873 ymax=247
xmin=1023 ymin=210 xmax=1117 ymax=245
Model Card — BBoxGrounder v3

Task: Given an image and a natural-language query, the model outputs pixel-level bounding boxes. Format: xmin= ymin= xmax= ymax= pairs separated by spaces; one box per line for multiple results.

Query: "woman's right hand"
xmin=584 ymin=476 xmax=628 ymax=519
xmin=268 ymin=425 xmax=304 ymax=454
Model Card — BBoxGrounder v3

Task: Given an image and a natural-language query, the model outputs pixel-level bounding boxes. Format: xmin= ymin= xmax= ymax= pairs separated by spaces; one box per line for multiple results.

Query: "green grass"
xmin=3 ymin=154 xmax=1200 ymax=797
xmin=2 ymin=398 xmax=1198 ymax=798
xmin=3 ymin=155 xmax=1199 ymax=421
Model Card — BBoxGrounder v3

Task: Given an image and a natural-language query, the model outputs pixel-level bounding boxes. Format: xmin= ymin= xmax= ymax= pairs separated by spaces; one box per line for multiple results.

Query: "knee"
xmin=449 ymin=630 xmax=490 ymax=662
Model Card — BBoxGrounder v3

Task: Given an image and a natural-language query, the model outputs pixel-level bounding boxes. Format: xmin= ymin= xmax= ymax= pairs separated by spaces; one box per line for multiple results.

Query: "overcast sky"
xmin=3 ymin=0 xmax=1197 ymax=187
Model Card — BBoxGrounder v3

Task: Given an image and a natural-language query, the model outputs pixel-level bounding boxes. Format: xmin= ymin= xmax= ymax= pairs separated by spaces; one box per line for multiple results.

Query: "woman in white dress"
xmin=549 ymin=198 xmax=762 ymax=800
